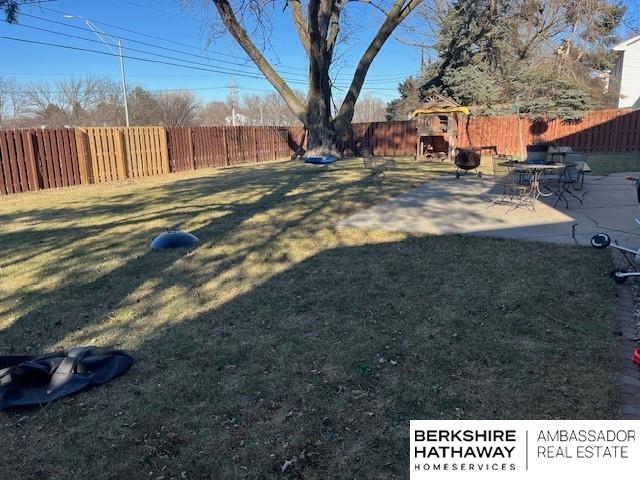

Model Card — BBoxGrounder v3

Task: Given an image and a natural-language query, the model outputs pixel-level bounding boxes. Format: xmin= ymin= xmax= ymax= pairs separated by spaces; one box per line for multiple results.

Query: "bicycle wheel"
xmin=590 ymin=233 xmax=611 ymax=249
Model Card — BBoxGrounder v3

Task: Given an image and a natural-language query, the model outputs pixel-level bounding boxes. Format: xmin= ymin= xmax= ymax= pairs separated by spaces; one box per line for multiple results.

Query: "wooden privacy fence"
xmin=1 ymin=125 xmax=298 ymax=195
xmin=0 ymin=129 xmax=39 ymax=194
xmin=345 ymin=109 xmax=640 ymax=158
xmin=167 ymin=126 xmax=297 ymax=170
xmin=124 ymin=127 xmax=169 ymax=178
xmin=338 ymin=121 xmax=417 ymax=156
xmin=457 ymin=109 xmax=640 ymax=157
xmin=2 ymin=111 xmax=640 ymax=195
xmin=77 ymin=126 xmax=170 ymax=182
xmin=0 ymin=128 xmax=88 ymax=195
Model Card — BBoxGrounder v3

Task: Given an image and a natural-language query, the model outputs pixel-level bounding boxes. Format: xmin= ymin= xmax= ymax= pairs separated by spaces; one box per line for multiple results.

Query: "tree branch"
xmin=326 ymin=0 xmax=345 ymax=57
xmin=335 ymin=0 xmax=423 ymax=126
xmin=317 ymin=0 xmax=335 ymax=40
xmin=287 ymin=0 xmax=311 ymax=55
xmin=211 ymin=0 xmax=307 ymax=121
xmin=347 ymin=0 xmax=387 ymax=16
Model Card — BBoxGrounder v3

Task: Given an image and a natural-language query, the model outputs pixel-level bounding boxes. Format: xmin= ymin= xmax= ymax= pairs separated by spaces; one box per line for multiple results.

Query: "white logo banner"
xmin=410 ymin=420 xmax=639 ymax=479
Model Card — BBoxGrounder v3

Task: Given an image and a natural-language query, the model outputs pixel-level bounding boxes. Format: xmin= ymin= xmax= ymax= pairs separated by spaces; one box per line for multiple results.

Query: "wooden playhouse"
xmin=410 ymin=91 xmax=470 ymax=162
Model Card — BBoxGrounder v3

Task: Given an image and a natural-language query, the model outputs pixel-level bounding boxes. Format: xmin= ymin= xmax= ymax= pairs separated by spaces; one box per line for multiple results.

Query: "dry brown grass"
xmin=0 ymin=158 xmax=619 ymax=479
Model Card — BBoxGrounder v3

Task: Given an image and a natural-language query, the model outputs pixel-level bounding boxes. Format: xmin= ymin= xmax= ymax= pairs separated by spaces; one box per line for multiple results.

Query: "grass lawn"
xmin=587 ymin=152 xmax=640 ymax=175
xmin=0 ymin=158 xmax=619 ymax=479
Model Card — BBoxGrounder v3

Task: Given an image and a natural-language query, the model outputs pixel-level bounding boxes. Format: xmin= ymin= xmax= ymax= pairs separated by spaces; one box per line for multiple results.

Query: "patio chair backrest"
xmin=561 ymin=164 xmax=581 ymax=183
xmin=361 ymin=149 xmax=373 ymax=168
xmin=491 ymin=154 xmax=513 ymax=183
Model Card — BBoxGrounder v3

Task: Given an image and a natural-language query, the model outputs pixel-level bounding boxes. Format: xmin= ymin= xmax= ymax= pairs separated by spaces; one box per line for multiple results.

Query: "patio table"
xmin=502 ymin=162 xmax=573 ymax=208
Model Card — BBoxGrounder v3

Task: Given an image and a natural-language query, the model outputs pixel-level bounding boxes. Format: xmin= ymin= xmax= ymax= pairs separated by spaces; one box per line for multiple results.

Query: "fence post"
xmin=114 ymin=128 xmax=128 ymax=179
xmin=23 ymin=129 xmax=40 ymax=191
xmin=222 ymin=127 xmax=230 ymax=166
xmin=159 ymin=127 xmax=170 ymax=174
xmin=74 ymin=128 xmax=93 ymax=184
xmin=254 ymin=127 xmax=259 ymax=163
xmin=189 ymin=127 xmax=195 ymax=170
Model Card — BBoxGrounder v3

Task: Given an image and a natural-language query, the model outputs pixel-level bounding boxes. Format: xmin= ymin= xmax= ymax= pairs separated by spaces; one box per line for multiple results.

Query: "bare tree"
xmin=57 ymin=77 xmax=121 ymax=126
xmin=205 ymin=0 xmax=424 ymax=155
xmin=22 ymin=81 xmax=66 ymax=127
xmin=156 ymin=90 xmax=201 ymax=127
xmin=92 ymin=88 xmax=125 ymax=126
xmin=0 ymin=76 xmax=20 ymax=129
xmin=21 ymin=77 xmax=123 ymax=127
xmin=260 ymin=92 xmax=304 ymax=125
xmin=238 ymin=92 xmax=303 ymax=125
xmin=352 ymin=92 xmax=387 ymax=122
xmin=200 ymin=99 xmax=231 ymax=125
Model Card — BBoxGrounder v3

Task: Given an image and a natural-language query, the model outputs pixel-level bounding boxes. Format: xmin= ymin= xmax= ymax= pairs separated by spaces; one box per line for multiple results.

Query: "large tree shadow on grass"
xmin=1 ymin=159 xmax=422 ymax=356
xmin=0 ymin=231 xmax=618 ymax=479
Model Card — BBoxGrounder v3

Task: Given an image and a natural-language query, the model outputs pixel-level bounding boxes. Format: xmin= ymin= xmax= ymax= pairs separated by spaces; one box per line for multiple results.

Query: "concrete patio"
xmin=339 ymin=172 xmax=640 ymax=245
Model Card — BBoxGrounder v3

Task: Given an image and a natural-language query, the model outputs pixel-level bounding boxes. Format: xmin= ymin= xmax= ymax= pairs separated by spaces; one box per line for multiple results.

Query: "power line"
xmin=0 ymin=69 xmax=409 ymax=84
xmin=3 ymin=20 xmax=310 ymax=81
xmin=0 ymin=35 xmax=404 ymax=90
xmin=38 ymin=5 xmax=305 ymax=68
xmin=17 ymin=0 xmax=62 ymax=5
xmin=0 ymin=85 xmax=231 ymax=94
xmin=0 ymin=71 xmax=231 ymax=77
xmin=16 ymin=12 xmax=310 ymax=78
xmin=0 ymin=34 xmax=314 ymax=85
xmin=24 ymin=7 xmax=415 ymax=79
xmin=12 ymin=15 xmax=411 ymax=85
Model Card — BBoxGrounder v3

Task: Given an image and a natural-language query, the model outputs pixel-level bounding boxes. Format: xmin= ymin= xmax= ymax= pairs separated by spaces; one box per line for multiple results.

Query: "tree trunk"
xmin=304 ymin=54 xmax=340 ymax=157
xmin=304 ymin=0 xmax=341 ymax=158
xmin=305 ymin=116 xmax=340 ymax=157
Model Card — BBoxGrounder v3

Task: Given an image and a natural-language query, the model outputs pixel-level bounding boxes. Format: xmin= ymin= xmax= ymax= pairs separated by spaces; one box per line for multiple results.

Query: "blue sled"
xmin=305 ymin=155 xmax=337 ymax=165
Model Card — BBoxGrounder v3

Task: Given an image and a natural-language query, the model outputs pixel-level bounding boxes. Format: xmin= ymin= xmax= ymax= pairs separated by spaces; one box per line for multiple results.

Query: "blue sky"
xmin=0 ymin=0 xmax=421 ymax=102
xmin=1 ymin=0 xmax=639 ymax=104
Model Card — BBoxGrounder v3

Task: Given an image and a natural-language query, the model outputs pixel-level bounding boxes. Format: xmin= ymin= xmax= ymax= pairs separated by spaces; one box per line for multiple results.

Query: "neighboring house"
xmin=609 ymin=35 xmax=640 ymax=109
xmin=224 ymin=113 xmax=248 ymax=126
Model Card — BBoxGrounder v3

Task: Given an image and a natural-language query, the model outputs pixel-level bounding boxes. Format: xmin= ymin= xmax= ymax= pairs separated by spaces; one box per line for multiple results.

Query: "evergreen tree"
xmin=389 ymin=0 xmax=626 ymax=119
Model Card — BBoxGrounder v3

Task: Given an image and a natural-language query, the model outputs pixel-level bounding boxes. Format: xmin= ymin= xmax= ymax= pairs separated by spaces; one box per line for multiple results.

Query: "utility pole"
xmin=64 ymin=15 xmax=130 ymax=127
xmin=230 ymin=78 xmax=238 ymax=127
xmin=118 ymin=40 xmax=130 ymax=127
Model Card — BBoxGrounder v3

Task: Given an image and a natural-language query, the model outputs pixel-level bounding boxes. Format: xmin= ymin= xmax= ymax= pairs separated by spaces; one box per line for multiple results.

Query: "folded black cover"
xmin=0 ymin=347 xmax=134 ymax=410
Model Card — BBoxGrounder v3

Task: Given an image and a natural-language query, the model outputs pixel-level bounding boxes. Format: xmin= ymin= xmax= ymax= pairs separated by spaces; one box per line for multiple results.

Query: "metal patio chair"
xmin=361 ymin=149 xmax=390 ymax=182
xmin=557 ymin=164 xmax=585 ymax=207
xmin=490 ymin=154 xmax=533 ymax=211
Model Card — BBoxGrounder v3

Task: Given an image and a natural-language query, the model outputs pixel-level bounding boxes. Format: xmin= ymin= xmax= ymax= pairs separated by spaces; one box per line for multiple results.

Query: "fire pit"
xmin=454 ymin=148 xmax=482 ymax=178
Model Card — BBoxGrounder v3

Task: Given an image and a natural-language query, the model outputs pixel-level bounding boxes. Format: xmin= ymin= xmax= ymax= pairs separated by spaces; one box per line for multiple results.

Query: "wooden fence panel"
xmin=337 ymin=121 xmax=416 ymax=156
xmin=1 ymin=125 xmax=299 ymax=194
xmin=167 ymin=127 xmax=194 ymax=171
xmin=192 ymin=126 xmax=226 ymax=168
xmin=0 ymin=128 xmax=85 ymax=194
xmin=453 ymin=109 xmax=640 ymax=158
xmin=37 ymin=128 xmax=82 ymax=189
xmin=123 ymin=127 xmax=167 ymax=178
xmin=0 ymin=130 xmax=21 ymax=194
xmin=170 ymin=125 xmax=298 ymax=170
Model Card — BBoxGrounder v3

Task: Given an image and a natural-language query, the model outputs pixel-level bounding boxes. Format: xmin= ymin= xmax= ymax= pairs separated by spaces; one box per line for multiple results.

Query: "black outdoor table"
xmin=501 ymin=162 xmax=576 ymax=208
